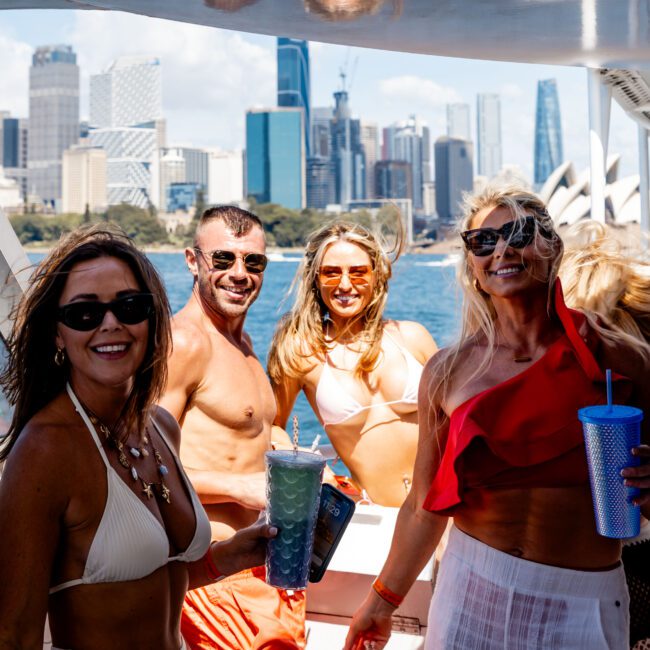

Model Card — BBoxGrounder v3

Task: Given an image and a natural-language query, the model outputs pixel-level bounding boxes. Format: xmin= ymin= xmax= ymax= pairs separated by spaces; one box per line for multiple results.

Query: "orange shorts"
xmin=181 ymin=566 xmax=306 ymax=650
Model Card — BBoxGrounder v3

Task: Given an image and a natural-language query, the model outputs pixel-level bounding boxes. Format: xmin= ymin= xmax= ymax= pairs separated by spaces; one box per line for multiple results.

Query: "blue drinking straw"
xmin=606 ymin=368 xmax=613 ymax=412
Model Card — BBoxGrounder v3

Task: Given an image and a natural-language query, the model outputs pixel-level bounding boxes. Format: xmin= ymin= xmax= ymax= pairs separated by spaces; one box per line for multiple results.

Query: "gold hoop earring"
xmin=54 ymin=347 xmax=66 ymax=366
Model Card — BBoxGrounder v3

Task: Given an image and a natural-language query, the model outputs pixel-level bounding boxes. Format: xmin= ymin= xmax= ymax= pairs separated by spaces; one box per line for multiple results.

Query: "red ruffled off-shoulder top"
xmin=423 ymin=281 xmax=632 ymax=516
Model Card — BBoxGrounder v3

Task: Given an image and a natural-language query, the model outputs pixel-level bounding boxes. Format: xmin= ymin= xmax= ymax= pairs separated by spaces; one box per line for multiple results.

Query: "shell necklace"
xmin=74 ymin=393 xmax=171 ymax=504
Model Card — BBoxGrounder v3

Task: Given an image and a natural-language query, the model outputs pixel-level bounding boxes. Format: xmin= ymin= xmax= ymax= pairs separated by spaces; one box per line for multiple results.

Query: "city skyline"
xmin=0 ymin=9 xmax=642 ymax=184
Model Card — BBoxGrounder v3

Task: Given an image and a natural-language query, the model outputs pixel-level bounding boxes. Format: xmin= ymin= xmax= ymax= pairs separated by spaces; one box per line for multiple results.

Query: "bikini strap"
xmin=553 ymin=280 xmax=604 ymax=382
xmin=148 ymin=414 xmax=177 ymax=459
xmin=66 ymin=383 xmax=112 ymax=468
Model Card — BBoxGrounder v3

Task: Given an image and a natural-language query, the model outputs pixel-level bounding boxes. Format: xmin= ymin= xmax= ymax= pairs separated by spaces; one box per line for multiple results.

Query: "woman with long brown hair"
xmin=0 ymin=224 xmax=274 ymax=649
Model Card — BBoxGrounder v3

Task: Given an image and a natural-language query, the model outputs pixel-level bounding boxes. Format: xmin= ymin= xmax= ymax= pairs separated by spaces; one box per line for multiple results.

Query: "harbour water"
xmin=150 ymin=251 xmax=461 ymax=450
xmin=25 ymin=251 xmax=461 ymax=455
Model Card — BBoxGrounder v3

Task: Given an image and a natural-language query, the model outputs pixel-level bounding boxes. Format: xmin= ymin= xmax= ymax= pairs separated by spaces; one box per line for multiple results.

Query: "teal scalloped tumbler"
xmin=579 ymin=404 xmax=644 ymax=539
xmin=265 ymin=450 xmax=325 ymax=590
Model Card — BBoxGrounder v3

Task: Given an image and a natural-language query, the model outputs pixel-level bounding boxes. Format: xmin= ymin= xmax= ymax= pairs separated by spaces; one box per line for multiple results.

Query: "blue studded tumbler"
xmin=265 ymin=450 xmax=325 ymax=589
xmin=578 ymin=404 xmax=643 ymax=539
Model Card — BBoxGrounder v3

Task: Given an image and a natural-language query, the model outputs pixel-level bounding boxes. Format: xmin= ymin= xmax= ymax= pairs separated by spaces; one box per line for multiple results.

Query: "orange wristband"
xmin=372 ymin=577 xmax=404 ymax=608
xmin=204 ymin=543 xmax=223 ymax=582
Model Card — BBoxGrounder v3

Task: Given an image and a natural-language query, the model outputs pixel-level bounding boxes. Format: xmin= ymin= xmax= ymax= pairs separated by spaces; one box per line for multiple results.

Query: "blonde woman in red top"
xmin=345 ymin=186 xmax=650 ymax=650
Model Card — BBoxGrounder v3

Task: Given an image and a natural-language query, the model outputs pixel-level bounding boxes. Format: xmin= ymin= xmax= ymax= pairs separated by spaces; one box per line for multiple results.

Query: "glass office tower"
xmin=246 ymin=108 xmax=305 ymax=210
xmin=277 ymin=38 xmax=311 ymax=157
xmin=534 ymin=79 xmax=564 ymax=186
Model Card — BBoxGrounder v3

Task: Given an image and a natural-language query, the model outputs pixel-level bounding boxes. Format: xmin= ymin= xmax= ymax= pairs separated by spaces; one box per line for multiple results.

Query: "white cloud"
xmin=499 ymin=82 xmax=523 ymax=99
xmin=70 ymin=12 xmax=275 ymax=149
xmin=379 ymin=75 xmax=461 ymax=110
xmin=0 ymin=32 xmax=32 ymax=117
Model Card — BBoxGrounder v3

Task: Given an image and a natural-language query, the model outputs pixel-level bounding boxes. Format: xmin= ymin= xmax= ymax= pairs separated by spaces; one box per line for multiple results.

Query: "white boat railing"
xmin=0 ymin=207 xmax=31 ymax=347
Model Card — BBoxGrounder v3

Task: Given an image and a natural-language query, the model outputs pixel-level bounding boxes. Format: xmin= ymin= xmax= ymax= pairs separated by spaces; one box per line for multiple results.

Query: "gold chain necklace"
xmin=83 ymin=408 xmax=172 ymax=504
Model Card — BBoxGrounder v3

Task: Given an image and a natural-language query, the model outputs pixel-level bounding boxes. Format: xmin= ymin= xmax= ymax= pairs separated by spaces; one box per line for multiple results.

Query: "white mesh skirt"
xmin=426 ymin=526 xmax=629 ymax=650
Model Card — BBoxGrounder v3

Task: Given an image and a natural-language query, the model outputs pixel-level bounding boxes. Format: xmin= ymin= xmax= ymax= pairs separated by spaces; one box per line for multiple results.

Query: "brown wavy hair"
xmin=268 ymin=219 xmax=402 ymax=384
xmin=0 ymin=224 xmax=172 ymax=460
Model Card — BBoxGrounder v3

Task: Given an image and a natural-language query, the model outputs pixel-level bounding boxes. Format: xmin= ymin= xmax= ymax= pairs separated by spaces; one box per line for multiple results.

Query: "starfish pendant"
xmin=141 ymin=481 xmax=154 ymax=499
xmin=159 ymin=482 xmax=171 ymax=504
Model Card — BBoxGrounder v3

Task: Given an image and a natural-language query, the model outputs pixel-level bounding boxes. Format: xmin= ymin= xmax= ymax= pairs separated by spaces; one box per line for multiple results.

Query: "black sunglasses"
xmin=461 ymin=216 xmax=549 ymax=257
xmin=57 ymin=293 xmax=155 ymax=331
xmin=194 ymin=248 xmax=268 ymax=274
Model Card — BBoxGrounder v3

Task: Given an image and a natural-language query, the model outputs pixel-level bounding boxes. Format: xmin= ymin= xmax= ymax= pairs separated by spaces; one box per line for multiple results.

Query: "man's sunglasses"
xmin=319 ymin=265 xmax=373 ymax=287
xmin=57 ymin=293 xmax=155 ymax=331
xmin=195 ymin=248 xmax=268 ymax=274
xmin=461 ymin=216 xmax=549 ymax=257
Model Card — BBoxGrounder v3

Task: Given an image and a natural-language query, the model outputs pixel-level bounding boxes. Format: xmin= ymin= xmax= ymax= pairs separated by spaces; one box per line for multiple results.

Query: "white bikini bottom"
xmin=426 ymin=525 xmax=629 ymax=650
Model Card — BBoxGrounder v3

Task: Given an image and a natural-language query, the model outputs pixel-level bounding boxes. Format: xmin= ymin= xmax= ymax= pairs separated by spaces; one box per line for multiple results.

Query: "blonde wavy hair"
xmin=560 ymin=220 xmax=650 ymax=349
xmin=430 ymin=184 xmax=563 ymax=416
xmin=268 ymin=219 xmax=402 ymax=384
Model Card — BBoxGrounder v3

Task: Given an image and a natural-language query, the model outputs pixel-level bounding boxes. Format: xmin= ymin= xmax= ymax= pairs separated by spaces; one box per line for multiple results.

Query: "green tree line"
xmin=11 ymin=199 xmax=403 ymax=249
xmin=11 ymin=204 xmax=169 ymax=247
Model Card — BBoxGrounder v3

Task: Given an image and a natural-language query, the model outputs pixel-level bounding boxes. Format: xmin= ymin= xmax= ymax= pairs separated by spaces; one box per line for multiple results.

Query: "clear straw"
xmin=606 ymin=368 xmax=613 ymax=412
xmin=292 ymin=414 xmax=299 ymax=452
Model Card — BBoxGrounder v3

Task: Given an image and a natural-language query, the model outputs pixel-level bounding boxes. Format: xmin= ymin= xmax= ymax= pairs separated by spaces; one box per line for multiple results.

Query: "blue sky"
xmin=0 ymin=8 xmax=640 ymax=181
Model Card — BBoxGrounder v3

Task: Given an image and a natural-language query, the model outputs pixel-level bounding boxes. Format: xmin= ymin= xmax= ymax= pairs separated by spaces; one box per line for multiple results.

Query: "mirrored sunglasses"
xmin=57 ymin=293 xmax=155 ymax=331
xmin=318 ymin=265 xmax=373 ymax=287
xmin=195 ymin=248 xmax=268 ymax=274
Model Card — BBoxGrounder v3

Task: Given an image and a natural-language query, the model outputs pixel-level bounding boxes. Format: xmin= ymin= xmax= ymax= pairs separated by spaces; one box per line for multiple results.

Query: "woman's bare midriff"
xmin=326 ymin=409 xmax=419 ymax=507
xmin=48 ymin=563 xmax=188 ymax=649
xmin=453 ymin=484 xmax=621 ymax=570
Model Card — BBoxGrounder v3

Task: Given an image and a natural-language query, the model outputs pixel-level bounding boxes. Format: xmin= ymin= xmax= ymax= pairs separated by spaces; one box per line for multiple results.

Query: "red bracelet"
xmin=204 ymin=543 xmax=223 ymax=582
xmin=372 ymin=577 xmax=404 ymax=608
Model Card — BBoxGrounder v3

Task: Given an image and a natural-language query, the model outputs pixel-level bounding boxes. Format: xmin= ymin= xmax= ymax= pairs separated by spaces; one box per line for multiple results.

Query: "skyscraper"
xmin=311 ymin=107 xmax=333 ymax=158
xmin=277 ymin=38 xmax=311 ymax=157
xmin=435 ymin=137 xmax=473 ymax=223
xmin=534 ymin=79 xmax=564 ymax=186
xmin=28 ymin=45 xmax=80 ymax=208
xmin=246 ymin=108 xmax=305 ymax=210
xmin=306 ymin=157 xmax=333 ymax=209
xmin=62 ymin=145 xmax=107 ymax=214
xmin=360 ymin=121 xmax=379 ymax=199
xmin=477 ymin=93 xmax=502 ymax=179
xmin=90 ymin=56 xmax=162 ymax=129
xmin=208 ymin=149 xmax=244 ymax=206
xmin=330 ymin=90 xmax=365 ymax=205
xmin=3 ymin=117 xmax=28 ymax=200
xmin=382 ymin=116 xmax=430 ymax=211
xmin=89 ymin=56 xmax=162 ymax=207
xmin=375 ymin=160 xmax=412 ymax=201
xmin=307 ymin=106 xmax=334 ymax=209
xmin=447 ymin=103 xmax=471 ymax=141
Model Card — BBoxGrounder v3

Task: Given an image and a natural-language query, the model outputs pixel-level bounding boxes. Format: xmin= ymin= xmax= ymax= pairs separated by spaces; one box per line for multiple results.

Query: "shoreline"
xmin=24 ymin=243 xmax=462 ymax=255
xmin=21 ymin=222 xmax=646 ymax=257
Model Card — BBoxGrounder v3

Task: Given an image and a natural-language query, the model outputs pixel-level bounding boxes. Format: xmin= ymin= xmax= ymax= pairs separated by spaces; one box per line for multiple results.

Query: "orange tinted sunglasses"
xmin=318 ymin=265 xmax=373 ymax=287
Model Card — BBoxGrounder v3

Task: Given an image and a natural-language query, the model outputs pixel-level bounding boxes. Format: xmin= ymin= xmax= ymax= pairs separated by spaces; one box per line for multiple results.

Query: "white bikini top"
xmin=315 ymin=330 xmax=424 ymax=427
xmin=49 ymin=385 xmax=211 ymax=594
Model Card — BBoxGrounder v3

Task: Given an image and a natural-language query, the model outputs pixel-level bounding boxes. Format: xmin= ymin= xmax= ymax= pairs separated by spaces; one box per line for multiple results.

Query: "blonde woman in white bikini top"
xmin=269 ymin=221 xmax=437 ymax=507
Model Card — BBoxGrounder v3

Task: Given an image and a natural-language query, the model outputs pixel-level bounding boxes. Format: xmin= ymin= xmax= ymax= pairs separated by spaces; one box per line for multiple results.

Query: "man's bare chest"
xmin=192 ymin=345 xmax=276 ymax=431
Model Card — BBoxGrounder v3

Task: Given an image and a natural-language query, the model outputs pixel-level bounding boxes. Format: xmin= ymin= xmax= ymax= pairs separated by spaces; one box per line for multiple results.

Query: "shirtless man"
xmin=159 ymin=206 xmax=305 ymax=650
